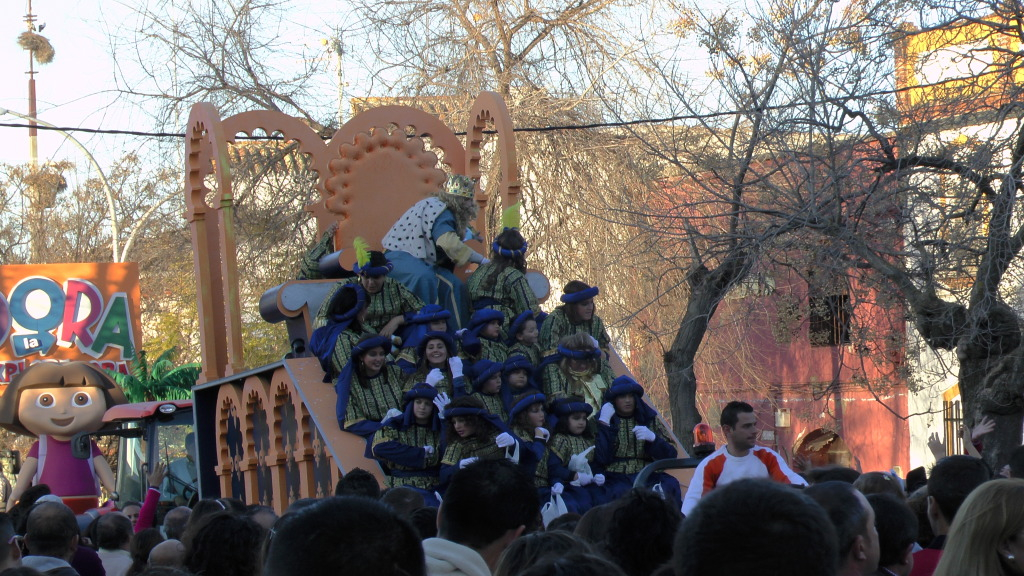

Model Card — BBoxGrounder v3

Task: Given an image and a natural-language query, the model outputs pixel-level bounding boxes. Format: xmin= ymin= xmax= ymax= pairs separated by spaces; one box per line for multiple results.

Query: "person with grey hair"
xmin=160 ymin=508 xmax=190 ymax=541
xmin=21 ymin=502 xmax=80 ymax=576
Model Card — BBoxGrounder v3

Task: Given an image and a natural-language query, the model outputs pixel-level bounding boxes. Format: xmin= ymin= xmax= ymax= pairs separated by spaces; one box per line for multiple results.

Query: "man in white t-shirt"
xmin=682 ymin=401 xmax=806 ymax=516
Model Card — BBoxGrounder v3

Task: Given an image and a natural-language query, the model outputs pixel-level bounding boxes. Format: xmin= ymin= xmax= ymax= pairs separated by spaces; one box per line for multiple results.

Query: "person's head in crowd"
xmin=147 ymin=539 xmax=185 ymax=569
xmin=674 ymin=479 xmax=838 ymax=576
xmin=334 ymin=468 xmax=381 ymax=499
xmin=354 ymin=249 xmax=392 ymax=295
xmin=507 ymin=312 xmax=539 ymax=348
xmin=418 ymin=332 xmax=455 ymax=372
xmin=244 ymin=505 xmax=278 ymax=531
xmin=604 ymin=489 xmax=681 ymax=576
xmin=560 ymin=281 xmax=599 ymax=325
xmin=96 ymin=513 xmax=132 ymax=551
xmin=719 ymin=401 xmax=757 ymax=456
xmin=161 ymin=507 xmax=191 ymax=541
xmin=556 ymin=333 xmax=601 ymax=378
xmin=932 ymin=478 xmax=1024 ymax=576
xmin=1008 ymin=445 xmax=1024 ymax=479
xmin=263 ymin=496 xmax=424 ymax=576
xmin=439 ymin=459 xmax=540 ymax=572
xmin=119 ymin=502 xmax=142 ymax=531
xmin=545 ymin=513 xmax=582 ymax=534
xmin=183 ymin=511 xmax=264 ymax=576
xmin=804 ymin=466 xmax=862 ymax=485
xmin=509 ymin=391 xmax=546 ymax=434
xmin=517 ymin=552 xmax=628 ymax=576
xmin=493 ymin=531 xmax=593 ymax=576
xmin=23 ymin=502 xmax=79 ymax=562
xmin=410 ymin=507 xmax=438 ymax=540
xmin=804 ymin=481 xmax=880 ymax=576
xmin=905 ymin=486 xmax=935 ymax=548
xmin=552 ymin=398 xmax=594 ymax=440
xmin=489 ymin=227 xmax=528 ymax=272
xmin=502 ymin=355 xmax=533 ymax=395
xmin=927 ymin=455 xmax=991 ymax=536
xmin=127 ymin=528 xmax=164 ymax=576
xmin=573 ymin=503 xmax=615 ymax=547
xmin=0 ymin=513 xmax=21 ymax=571
xmin=187 ymin=498 xmax=245 ymax=534
xmin=8 ymin=485 xmax=53 ymax=535
xmin=284 ymin=498 xmax=320 ymax=516
xmin=866 ymin=493 xmax=918 ymax=576
xmin=380 ymin=487 xmax=425 ymax=518
xmin=445 ymin=396 xmax=493 ymax=442
xmin=855 ymin=472 xmax=906 ymax=500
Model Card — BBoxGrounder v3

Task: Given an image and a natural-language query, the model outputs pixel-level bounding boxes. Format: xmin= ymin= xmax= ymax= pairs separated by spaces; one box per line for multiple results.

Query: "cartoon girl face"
xmin=17 ymin=386 xmax=108 ymax=440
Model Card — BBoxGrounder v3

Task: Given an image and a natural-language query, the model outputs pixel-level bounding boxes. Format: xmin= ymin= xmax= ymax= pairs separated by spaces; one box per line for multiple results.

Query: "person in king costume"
xmin=382 ymin=174 xmax=489 ymax=330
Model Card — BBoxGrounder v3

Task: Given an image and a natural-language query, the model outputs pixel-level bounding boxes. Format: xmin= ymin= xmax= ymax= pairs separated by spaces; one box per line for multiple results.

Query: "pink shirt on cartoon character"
xmin=28 ymin=437 xmax=103 ymax=497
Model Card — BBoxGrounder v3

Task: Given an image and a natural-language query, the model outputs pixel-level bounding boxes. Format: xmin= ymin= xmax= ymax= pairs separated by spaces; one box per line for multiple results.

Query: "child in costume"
xmin=335 ymin=335 xmax=406 ymax=441
xmin=457 ymin=309 xmax=508 ymax=366
xmin=403 ymin=331 xmax=468 ymax=398
xmin=395 ymin=304 xmax=452 ymax=373
xmin=372 ymin=382 xmax=449 ymax=506
xmin=383 ymin=174 xmax=488 ymax=329
xmin=540 ymin=333 xmax=611 ymax=414
xmin=340 ymin=239 xmax=425 ymax=337
xmin=507 ymin=392 xmax=577 ymax=510
xmin=310 ymin=283 xmax=373 ymax=381
xmin=548 ymin=397 xmax=606 ymax=512
xmin=468 ymin=360 xmax=507 ymax=421
xmin=507 ymin=311 xmax=543 ymax=367
xmin=467 ymin=202 xmax=540 ymax=326
xmin=500 ymin=354 xmax=535 ymax=413
xmin=0 ymin=362 xmax=128 ymax=513
xmin=438 ymin=396 xmax=516 ymax=489
xmin=540 ymin=281 xmax=613 ymax=382
xmin=594 ymin=376 xmax=679 ymax=505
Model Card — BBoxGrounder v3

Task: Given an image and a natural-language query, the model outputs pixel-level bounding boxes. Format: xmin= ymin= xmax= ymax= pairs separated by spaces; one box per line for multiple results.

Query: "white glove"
xmin=534 ymin=427 xmax=550 ymax=441
xmin=551 ymin=482 xmax=564 ymax=495
xmin=495 ymin=432 xmax=516 ymax=448
xmin=455 ymin=328 xmax=468 ymax=338
xmin=426 ymin=368 xmax=444 ymax=387
xmin=633 ymin=425 xmax=656 ymax=442
xmin=598 ymin=403 xmax=615 ymax=425
xmin=423 ymin=445 xmax=435 ymax=456
xmin=433 ymin=392 xmax=451 ymax=416
xmin=568 ymin=446 xmax=595 ymax=473
xmin=382 ymin=408 xmax=402 ymax=421
xmin=459 ymin=457 xmax=479 ymax=468
xmin=574 ymin=472 xmax=593 ymax=486
xmin=594 ymin=474 xmax=606 ymax=486
xmin=448 ymin=357 xmax=464 ymax=378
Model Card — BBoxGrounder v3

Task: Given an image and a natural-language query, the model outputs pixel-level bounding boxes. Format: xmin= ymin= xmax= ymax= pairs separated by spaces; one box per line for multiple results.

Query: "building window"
xmin=809 ymin=293 xmax=851 ymax=347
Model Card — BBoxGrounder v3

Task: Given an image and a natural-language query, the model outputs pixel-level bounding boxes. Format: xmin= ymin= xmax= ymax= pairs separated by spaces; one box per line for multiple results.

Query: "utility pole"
xmin=25 ymin=0 xmax=38 ymax=171
xmin=331 ymin=30 xmax=345 ymax=126
xmin=17 ymin=0 xmax=56 ymax=263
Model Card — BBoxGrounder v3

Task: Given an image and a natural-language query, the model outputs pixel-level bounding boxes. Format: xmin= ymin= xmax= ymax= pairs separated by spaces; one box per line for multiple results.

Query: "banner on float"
xmin=0 ymin=263 xmax=142 ymax=384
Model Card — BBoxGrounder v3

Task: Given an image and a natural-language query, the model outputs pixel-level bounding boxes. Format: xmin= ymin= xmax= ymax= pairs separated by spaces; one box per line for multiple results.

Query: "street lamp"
xmin=0 ymin=107 xmax=121 ymax=262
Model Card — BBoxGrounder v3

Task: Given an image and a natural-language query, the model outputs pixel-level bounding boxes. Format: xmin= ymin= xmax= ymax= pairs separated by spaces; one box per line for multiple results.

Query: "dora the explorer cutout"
xmin=0 ymin=362 xmax=127 ymax=513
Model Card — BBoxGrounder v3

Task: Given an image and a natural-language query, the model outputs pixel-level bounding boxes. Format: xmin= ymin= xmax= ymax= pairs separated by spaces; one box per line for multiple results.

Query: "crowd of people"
xmin=3 ymin=410 xmax=1024 ymax=576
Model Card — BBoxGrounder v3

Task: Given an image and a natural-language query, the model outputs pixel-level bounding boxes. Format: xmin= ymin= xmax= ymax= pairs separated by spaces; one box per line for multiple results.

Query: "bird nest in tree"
xmin=18 ymin=32 xmax=55 ymax=64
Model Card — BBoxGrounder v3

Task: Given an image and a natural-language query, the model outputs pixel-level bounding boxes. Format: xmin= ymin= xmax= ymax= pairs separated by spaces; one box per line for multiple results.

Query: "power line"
xmin=0 ymin=83 xmax=935 ymax=140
